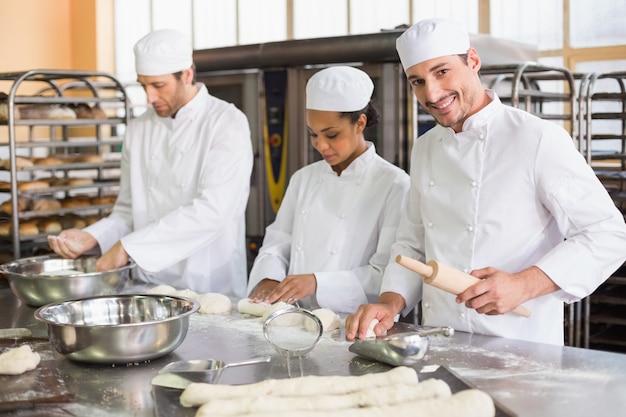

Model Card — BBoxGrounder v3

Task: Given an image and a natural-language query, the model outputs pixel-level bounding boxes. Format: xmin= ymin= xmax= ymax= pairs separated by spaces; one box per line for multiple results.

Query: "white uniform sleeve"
xmin=121 ymin=110 xmax=252 ymax=272
xmin=533 ymin=124 xmax=626 ymax=301
xmin=82 ymin=133 xmax=133 ymax=253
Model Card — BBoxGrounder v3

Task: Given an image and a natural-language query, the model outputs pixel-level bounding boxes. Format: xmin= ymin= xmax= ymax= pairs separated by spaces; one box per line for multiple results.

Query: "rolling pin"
xmin=396 ymin=255 xmax=531 ymax=318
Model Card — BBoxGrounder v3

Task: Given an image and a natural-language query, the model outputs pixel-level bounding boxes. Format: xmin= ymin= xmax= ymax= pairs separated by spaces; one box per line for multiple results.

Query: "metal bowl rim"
xmin=0 ymin=254 xmax=136 ymax=278
xmin=33 ymin=293 xmax=201 ymax=328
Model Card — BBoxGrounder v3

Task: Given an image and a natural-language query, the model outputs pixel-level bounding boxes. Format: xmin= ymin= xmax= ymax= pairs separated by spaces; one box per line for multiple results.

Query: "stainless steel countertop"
xmin=1 ymin=281 xmax=626 ymax=417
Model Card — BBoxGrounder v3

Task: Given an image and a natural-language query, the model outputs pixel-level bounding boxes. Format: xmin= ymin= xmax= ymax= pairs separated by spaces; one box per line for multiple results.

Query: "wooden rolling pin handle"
xmin=394 ymin=255 xmax=434 ymax=278
xmin=396 ymin=255 xmax=531 ymax=318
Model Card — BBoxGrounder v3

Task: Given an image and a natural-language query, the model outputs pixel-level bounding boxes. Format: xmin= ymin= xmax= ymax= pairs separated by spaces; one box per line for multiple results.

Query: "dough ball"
xmin=175 ymin=289 xmax=200 ymax=300
xmin=147 ymin=285 xmax=178 ymax=296
xmin=0 ymin=345 xmax=41 ymax=375
xmin=237 ymin=298 xmax=271 ymax=317
xmin=197 ymin=292 xmax=232 ymax=314
xmin=262 ymin=302 xmax=303 ymax=326
xmin=307 ymin=308 xmax=341 ymax=332
xmin=365 ymin=318 xmax=379 ymax=338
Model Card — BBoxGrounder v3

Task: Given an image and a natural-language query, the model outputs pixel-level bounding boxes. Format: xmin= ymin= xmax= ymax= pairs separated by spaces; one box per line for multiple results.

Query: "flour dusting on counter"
xmin=188 ymin=311 xmax=350 ymax=349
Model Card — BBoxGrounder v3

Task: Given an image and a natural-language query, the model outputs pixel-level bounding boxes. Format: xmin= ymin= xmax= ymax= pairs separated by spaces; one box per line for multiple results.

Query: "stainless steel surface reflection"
xmin=2 ymin=286 xmax=626 ymax=417
xmin=34 ymin=294 xmax=200 ymax=363
xmin=1 ymin=254 xmax=134 ymax=306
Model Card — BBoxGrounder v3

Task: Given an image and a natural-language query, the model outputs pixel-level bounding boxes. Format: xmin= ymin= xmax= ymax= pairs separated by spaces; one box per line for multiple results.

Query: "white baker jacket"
xmin=85 ymin=84 xmax=253 ymax=298
xmin=381 ymin=91 xmax=626 ymax=345
xmin=248 ymin=143 xmax=410 ymax=314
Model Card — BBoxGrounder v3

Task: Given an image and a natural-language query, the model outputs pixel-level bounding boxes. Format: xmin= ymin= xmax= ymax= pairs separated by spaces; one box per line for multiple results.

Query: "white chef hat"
xmin=134 ymin=29 xmax=193 ymax=76
xmin=396 ymin=18 xmax=470 ymax=70
xmin=306 ymin=66 xmax=374 ymax=112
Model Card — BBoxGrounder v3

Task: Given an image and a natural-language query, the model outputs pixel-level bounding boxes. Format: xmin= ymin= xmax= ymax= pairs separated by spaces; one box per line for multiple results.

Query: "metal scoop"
xmin=152 ymin=356 xmax=271 ymax=389
xmin=349 ymin=326 xmax=454 ymax=366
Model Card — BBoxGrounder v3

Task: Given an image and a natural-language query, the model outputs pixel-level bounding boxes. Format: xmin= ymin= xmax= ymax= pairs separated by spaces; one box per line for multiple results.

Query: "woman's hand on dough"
xmin=248 ymin=279 xmax=280 ymax=301
xmin=264 ymin=274 xmax=317 ymax=305
xmin=48 ymin=229 xmax=97 ymax=259
xmin=344 ymin=292 xmax=406 ymax=341
xmin=96 ymin=241 xmax=129 ymax=271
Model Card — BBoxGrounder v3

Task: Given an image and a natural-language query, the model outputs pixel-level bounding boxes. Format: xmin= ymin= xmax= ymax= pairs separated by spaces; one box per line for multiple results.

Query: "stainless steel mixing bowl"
xmin=1 ymin=254 xmax=134 ymax=306
xmin=34 ymin=294 xmax=200 ymax=364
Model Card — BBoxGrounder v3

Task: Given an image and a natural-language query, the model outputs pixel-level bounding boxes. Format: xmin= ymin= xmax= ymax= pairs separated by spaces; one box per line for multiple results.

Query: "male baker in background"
xmin=346 ymin=18 xmax=626 ymax=344
xmin=48 ymin=29 xmax=253 ymax=297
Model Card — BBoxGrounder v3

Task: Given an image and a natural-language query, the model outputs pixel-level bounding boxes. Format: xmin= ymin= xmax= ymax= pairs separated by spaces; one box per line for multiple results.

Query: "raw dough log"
xmin=237 ymin=298 xmax=272 ymax=316
xmin=212 ymin=389 xmax=495 ymax=417
xmin=197 ymin=293 xmax=232 ymax=314
xmin=0 ymin=345 xmax=41 ymax=375
xmin=180 ymin=366 xmax=418 ymax=407
xmin=306 ymin=308 xmax=340 ymax=332
xmin=196 ymin=379 xmax=451 ymax=416
xmin=237 ymin=298 xmax=291 ymax=320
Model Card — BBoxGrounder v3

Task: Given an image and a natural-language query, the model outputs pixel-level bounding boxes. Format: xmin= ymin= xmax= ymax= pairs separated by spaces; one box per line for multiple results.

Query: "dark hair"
xmin=340 ymin=100 xmax=380 ymax=128
xmin=173 ymin=64 xmax=197 ymax=84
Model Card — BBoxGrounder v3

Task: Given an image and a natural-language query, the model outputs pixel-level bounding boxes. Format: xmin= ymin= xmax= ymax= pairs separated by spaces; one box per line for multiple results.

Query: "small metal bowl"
xmin=1 ymin=254 xmax=134 ymax=307
xmin=34 ymin=294 xmax=200 ymax=364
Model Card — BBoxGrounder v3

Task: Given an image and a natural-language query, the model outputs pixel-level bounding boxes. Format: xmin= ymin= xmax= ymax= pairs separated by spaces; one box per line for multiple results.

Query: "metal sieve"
xmin=262 ymin=305 xmax=322 ymax=377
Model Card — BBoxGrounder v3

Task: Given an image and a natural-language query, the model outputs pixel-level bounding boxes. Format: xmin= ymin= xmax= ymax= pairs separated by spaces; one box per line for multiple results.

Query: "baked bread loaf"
xmin=32 ymin=198 xmax=62 ymax=212
xmin=91 ymin=195 xmax=116 ymax=205
xmin=18 ymin=105 xmax=77 ymax=120
xmin=17 ymin=180 xmax=50 ymax=192
xmin=0 ymin=156 xmax=35 ymax=170
xmin=72 ymin=103 xmax=107 ymax=119
xmin=19 ymin=221 xmax=40 ymax=236
xmin=33 ymin=156 xmax=65 ymax=166
xmin=72 ymin=216 xmax=87 ymax=229
xmin=71 ymin=154 xmax=103 ymax=164
xmin=0 ymin=221 xmax=10 ymax=237
xmin=0 ymin=197 xmax=31 ymax=214
xmin=0 ymin=220 xmax=41 ymax=237
xmin=67 ymin=177 xmax=94 ymax=186
xmin=84 ymin=214 xmax=101 ymax=226
xmin=37 ymin=217 xmax=62 ymax=234
xmin=61 ymin=195 xmax=91 ymax=208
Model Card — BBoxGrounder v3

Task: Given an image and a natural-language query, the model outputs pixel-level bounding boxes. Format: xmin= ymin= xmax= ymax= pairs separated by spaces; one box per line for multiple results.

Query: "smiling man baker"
xmin=48 ymin=29 xmax=253 ymax=297
xmin=346 ymin=18 xmax=626 ymax=345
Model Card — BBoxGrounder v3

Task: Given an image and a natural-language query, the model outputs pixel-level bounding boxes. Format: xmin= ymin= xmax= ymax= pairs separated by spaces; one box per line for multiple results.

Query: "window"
xmin=490 ymin=0 xmax=563 ymax=51
xmin=570 ymin=0 xmax=626 ymax=48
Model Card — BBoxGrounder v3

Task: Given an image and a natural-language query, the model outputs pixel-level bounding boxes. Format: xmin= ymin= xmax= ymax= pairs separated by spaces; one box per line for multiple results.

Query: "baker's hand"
xmin=457 ymin=265 xmax=557 ymax=315
xmin=96 ymin=241 xmax=129 ymax=272
xmin=263 ymin=274 xmax=317 ymax=305
xmin=47 ymin=229 xmax=97 ymax=259
xmin=248 ymin=279 xmax=280 ymax=301
xmin=345 ymin=292 xmax=405 ymax=341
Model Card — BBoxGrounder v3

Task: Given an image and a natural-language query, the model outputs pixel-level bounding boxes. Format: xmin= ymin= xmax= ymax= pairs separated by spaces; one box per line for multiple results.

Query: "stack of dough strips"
xmin=179 ymin=366 xmax=496 ymax=417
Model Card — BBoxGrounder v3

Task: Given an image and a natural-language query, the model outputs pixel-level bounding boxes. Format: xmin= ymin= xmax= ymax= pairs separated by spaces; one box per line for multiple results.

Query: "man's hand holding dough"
xmin=345 ymin=292 xmax=406 ymax=341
